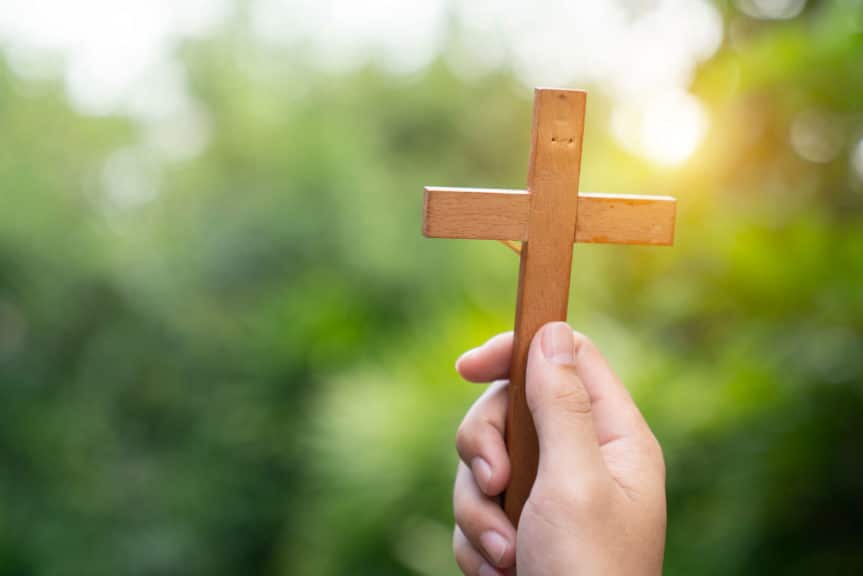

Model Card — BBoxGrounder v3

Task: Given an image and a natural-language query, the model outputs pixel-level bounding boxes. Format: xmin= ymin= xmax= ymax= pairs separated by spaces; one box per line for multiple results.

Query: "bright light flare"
xmin=612 ymin=91 xmax=709 ymax=167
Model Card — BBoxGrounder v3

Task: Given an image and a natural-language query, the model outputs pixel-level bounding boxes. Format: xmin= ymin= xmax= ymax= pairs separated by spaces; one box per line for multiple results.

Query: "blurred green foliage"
xmin=1 ymin=1 xmax=862 ymax=574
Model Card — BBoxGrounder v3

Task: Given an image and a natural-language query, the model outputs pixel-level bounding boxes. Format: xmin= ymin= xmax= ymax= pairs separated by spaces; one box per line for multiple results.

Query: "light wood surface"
xmin=423 ymin=187 xmax=676 ymax=245
xmin=504 ymin=88 xmax=586 ymax=526
xmin=421 ymin=87 xmax=677 ymax=530
xmin=423 ymin=188 xmax=530 ymax=241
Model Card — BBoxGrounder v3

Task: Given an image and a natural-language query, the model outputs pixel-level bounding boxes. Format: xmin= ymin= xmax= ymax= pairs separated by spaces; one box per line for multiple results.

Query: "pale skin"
xmin=452 ymin=322 xmax=667 ymax=576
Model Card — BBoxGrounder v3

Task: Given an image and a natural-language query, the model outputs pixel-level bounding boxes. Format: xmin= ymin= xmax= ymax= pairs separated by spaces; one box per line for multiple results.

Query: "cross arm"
xmin=422 ymin=187 xmax=530 ymax=240
xmin=422 ymin=186 xmax=677 ymax=246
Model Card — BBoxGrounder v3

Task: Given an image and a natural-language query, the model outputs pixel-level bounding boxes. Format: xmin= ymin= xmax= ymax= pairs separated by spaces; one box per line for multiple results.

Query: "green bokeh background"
xmin=1 ymin=1 xmax=862 ymax=574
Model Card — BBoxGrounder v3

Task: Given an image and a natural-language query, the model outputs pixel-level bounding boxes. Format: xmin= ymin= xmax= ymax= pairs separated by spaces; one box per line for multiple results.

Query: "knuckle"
xmin=455 ymin=421 xmax=472 ymax=455
xmin=553 ymin=380 xmax=592 ymax=415
xmin=457 ymin=417 xmax=500 ymax=463
xmin=528 ymin=475 xmax=613 ymax=532
xmin=558 ymin=474 xmax=612 ymax=516
xmin=452 ymin=489 xmax=473 ymax=528
xmin=452 ymin=531 xmax=471 ymax=574
xmin=452 ymin=527 xmax=462 ymax=555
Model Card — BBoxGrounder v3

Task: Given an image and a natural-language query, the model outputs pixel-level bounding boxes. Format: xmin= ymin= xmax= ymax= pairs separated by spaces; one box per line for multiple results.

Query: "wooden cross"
xmin=422 ymin=88 xmax=676 ymax=526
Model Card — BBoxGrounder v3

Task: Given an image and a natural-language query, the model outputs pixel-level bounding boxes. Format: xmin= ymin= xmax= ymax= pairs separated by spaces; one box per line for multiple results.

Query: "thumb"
xmin=526 ymin=322 xmax=605 ymax=482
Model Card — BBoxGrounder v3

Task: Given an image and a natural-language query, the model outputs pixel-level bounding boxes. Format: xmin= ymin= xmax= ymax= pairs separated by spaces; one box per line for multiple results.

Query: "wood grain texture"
xmin=575 ymin=193 xmax=676 ymax=245
xmin=422 ymin=187 xmax=529 ymax=240
xmin=504 ymin=88 xmax=587 ymax=526
xmin=423 ymin=187 xmax=676 ymax=246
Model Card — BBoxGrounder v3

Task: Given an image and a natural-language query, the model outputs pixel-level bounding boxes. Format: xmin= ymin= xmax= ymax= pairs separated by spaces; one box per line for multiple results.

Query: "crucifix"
xmin=422 ymin=88 xmax=676 ymax=526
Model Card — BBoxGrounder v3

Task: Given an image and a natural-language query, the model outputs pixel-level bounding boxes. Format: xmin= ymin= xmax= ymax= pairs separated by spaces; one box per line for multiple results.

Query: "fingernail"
xmin=471 ymin=457 xmax=492 ymax=491
xmin=541 ymin=322 xmax=576 ymax=366
xmin=479 ymin=562 xmax=503 ymax=576
xmin=480 ymin=531 xmax=508 ymax=565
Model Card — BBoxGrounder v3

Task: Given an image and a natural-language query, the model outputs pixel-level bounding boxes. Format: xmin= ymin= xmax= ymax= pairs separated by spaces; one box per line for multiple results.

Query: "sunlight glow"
xmin=612 ymin=91 xmax=709 ymax=167
xmin=735 ymin=0 xmax=807 ymax=20
xmin=0 ymin=0 xmax=723 ymax=120
xmin=0 ymin=0 xmax=228 ymax=115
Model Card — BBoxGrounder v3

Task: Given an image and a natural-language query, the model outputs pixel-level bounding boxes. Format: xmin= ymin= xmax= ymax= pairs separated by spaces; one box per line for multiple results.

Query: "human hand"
xmin=452 ymin=322 xmax=666 ymax=575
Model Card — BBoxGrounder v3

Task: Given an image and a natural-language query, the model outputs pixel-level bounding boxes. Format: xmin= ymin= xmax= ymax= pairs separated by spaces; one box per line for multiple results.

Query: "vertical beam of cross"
xmin=504 ymin=89 xmax=586 ymax=523
xmin=422 ymin=88 xmax=676 ymax=527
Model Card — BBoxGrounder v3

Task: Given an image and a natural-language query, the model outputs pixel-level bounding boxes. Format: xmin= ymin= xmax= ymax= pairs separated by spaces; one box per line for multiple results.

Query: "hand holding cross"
xmin=422 ymin=88 xmax=676 ymax=526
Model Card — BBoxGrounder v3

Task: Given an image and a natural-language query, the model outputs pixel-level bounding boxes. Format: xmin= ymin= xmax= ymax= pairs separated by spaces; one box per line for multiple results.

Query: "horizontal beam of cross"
xmin=423 ymin=186 xmax=677 ymax=245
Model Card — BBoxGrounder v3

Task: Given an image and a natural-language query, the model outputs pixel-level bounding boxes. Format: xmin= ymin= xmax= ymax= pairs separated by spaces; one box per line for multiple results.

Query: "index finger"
xmin=456 ymin=332 xmax=514 ymax=383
